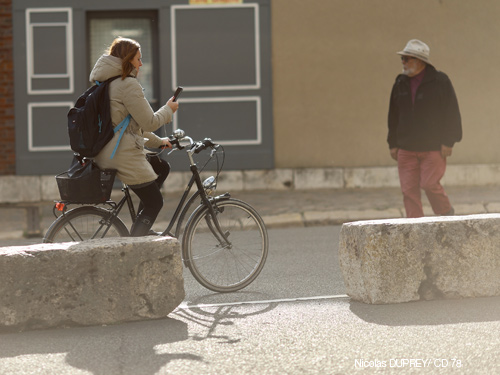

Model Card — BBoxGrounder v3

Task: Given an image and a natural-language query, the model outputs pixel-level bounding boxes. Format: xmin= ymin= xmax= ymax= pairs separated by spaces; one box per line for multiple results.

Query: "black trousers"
xmin=130 ymin=154 xmax=170 ymax=222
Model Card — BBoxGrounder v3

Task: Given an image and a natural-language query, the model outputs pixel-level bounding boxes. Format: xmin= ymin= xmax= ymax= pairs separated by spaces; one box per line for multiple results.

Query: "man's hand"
xmin=390 ymin=148 xmax=399 ymax=161
xmin=441 ymin=145 xmax=453 ymax=159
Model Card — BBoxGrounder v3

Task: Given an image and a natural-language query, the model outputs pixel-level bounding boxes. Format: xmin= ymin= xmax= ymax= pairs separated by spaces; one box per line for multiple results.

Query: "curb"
xmin=1 ymin=202 xmax=499 ymax=242
xmin=0 ymin=210 xmax=402 ymax=241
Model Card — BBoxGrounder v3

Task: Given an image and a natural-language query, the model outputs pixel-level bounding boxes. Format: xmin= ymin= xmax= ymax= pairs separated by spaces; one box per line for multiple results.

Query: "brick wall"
xmin=0 ymin=0 xmax=14 ymax=175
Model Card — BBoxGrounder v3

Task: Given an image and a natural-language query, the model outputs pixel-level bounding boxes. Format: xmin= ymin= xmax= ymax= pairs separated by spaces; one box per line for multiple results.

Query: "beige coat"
xmin=89 ymin=54 xmax=173 ymax=186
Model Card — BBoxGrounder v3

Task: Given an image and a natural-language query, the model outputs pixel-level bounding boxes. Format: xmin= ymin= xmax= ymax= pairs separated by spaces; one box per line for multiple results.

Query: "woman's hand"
xmin=167 ymin=97 xmax=179 ymax=113
xmin=160 ymin=138 xmax=172 ymax=149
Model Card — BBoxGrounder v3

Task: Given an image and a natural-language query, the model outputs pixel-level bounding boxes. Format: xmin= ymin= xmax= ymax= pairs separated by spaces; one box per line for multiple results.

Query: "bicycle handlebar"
xmin=194 ymin=138 xmax=216 ymax=154
xmin=164 ymin=129 xmax=217 ymax=155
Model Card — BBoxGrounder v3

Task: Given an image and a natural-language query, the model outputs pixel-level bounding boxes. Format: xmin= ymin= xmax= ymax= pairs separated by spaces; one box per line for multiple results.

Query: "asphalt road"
xmin=0 ymin=226 xmax=499 ymax=374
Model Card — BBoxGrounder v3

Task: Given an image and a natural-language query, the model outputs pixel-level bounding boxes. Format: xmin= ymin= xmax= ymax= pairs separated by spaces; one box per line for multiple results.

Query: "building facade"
xmin=3 ymin=0 xmax=500 ymax=185
xmin=9 ymin=0 xmax=273 ymax=175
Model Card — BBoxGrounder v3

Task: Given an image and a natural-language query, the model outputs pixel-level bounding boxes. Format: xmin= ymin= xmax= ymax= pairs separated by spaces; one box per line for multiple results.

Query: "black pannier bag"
xmin=56 ymin=156 xmax=117 ymax=203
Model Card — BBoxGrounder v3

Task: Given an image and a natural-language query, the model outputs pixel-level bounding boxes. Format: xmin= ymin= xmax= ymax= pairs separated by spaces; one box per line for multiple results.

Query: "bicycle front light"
xmin=203 ymin=176 xmax=217 ymax=195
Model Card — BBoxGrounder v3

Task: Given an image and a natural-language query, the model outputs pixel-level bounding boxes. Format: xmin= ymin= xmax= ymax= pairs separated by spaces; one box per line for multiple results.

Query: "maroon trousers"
xmin=397 ymin=149 xmax=452 ymax=218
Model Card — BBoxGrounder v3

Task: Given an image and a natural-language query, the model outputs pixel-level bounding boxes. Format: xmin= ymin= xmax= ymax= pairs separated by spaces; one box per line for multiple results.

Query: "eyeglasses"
xmin=401 ymin=56 xmax=415 ymax=63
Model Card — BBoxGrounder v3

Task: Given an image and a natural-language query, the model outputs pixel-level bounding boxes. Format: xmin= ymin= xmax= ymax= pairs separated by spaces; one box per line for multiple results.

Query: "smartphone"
xmin=173 ymin=86 xmax=183 ymax=102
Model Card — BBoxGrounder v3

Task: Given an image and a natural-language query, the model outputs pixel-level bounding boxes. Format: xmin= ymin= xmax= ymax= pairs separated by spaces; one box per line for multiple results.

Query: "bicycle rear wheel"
xmin=43 ymin=206 xmax=129 ymax=243
xmin=183 ymin=198 xmax=268 ymax=293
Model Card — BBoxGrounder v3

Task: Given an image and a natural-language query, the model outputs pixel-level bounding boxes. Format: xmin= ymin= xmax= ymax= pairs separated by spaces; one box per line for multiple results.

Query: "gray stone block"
xmin=339 ymin=214 xmax=500 ymax=304
xmin=294 ymin=168 xmax=344 ymax=190
xmin=244 ymin=169 xmax=293 ymax=190
xmin=344 ymin=167 xmax=400 ymax=189
xmin=0 ymin=236 xmax=184 ymax=332
xmin=0 ymin=176 xmax=42 ymax=203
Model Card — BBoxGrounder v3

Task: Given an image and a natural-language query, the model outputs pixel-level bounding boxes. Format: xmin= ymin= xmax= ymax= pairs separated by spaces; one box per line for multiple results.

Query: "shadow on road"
xmin=0 ymin=317 xmax=202 ymax=375
xmin=172 ymin=291 xmax=279 ymax=344
xmin=350 ymin=296 xmax=500 ymax=326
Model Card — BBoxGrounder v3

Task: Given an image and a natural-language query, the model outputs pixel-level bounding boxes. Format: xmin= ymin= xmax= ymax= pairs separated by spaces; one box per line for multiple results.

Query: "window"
xmin=87 ymin=11 xmax=158 ymax=105
xmin=26 ymin=8 xmax=73 ymax=94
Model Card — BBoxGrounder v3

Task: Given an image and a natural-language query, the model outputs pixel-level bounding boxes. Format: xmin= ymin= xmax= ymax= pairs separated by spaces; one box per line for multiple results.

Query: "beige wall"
xmin=271 ymin=0 xmax=500 ymax=168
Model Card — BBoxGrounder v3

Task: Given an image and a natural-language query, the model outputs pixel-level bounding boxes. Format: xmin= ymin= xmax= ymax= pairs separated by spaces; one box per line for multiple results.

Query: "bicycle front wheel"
xmin=183 ymin=198 xmax=269 ymax=293
xmin=43 ymin=206 xmax=129 ymax=243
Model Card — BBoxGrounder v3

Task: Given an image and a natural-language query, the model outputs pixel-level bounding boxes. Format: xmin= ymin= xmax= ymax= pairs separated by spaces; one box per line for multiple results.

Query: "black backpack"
xmin=67 ymin=75 xmax=121 ymax=157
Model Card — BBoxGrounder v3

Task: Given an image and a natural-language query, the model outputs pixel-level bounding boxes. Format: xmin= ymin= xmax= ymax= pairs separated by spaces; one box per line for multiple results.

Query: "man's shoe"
xmin=443 ymin=207 xmax=455 ymax=216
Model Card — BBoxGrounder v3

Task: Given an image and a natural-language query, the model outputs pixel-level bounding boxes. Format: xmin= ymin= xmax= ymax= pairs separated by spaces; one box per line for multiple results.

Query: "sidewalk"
xmin=212 ymin=185 xmax=500 ymax=227
xmin=1 ymin=185 xmax=500 ymax=242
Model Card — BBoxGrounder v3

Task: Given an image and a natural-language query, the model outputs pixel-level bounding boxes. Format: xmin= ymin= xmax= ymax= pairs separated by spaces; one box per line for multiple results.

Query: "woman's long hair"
xmin=107 ymin=37 xmax=141 ymax=80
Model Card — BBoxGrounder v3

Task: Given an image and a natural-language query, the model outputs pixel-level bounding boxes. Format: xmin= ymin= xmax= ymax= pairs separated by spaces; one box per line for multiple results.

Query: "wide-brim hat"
xmin=397 ymin=39 xmax=432 ymax=65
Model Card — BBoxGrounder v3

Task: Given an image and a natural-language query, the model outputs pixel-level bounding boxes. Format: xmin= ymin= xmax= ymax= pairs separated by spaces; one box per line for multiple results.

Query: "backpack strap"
xmin=95 ymin=75 xmax=121 ymax=86
xmin=110 ymin=114 xmax=131 ymax=159
xmin=93 ymin=76 xmax=132 ymax=159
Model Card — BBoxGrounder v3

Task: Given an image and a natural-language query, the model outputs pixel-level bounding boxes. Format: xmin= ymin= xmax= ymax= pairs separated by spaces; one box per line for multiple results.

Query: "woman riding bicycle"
xmin=90 ymin=37 xmax=178 ymax=236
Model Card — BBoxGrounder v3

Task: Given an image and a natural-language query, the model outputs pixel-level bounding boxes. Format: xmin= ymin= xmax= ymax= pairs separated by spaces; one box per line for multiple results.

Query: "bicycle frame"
xmin=165 ymin=136 xmax=232 ymax=245
xmin=94 ymin=170 xmax=225 ymax=241
xmin=53 ymin=132 xmax=232 ymax=250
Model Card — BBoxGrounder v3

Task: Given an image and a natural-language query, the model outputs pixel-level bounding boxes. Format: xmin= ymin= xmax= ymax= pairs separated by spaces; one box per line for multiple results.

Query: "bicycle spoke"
xmin=64 ymin=219 xmax=84 ymax=241
xmin=184 ymin=199 xmax=268 ymax=292
xmin=44 ymin=207 xmax=128 ymax=243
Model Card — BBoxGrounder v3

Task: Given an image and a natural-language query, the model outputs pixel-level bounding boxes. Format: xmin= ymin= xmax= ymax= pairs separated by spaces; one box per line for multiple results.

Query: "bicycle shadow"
xmin=173 ymin=291 xmax=279 ymax=344
xmin=0 ymin=317 xmax=203 ymax=375
xmin=0 ymin=291 xmax=280 ymax=374
xmin=350 ymin=295 xmax=500 ymax=326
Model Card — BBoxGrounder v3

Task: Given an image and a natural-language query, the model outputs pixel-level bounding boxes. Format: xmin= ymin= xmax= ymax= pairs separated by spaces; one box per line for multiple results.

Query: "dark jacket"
xmin=387 ymin=65 xmax=462 ymax=152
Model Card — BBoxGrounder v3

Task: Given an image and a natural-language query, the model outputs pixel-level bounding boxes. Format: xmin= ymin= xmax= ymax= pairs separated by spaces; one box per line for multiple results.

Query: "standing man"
xmin=388 ymin=39 xmax=462 ymax=218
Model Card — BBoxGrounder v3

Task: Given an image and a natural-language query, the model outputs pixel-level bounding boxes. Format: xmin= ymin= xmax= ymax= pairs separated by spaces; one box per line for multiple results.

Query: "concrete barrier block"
xmin=0 ymin=236 xmax=184 ymax=332
xmin=344 ymin=167 xmax=400 ymax=189
xmin=216 ymin=170 xmax=244 ymax=191
xmin=339 ymin=214 xmax=500 ymax=304
xmin=443 ymin=164 xmax=500 ymax=186
xmin=40 ymin=175 xmax=59 ymax=201
xmin=294 ymin=168 xmax=344 ymax=190
xmin=0 ymin=176 xmax=41 ymax=203
xmin=244 ymin=169 xmax=293 ymax=190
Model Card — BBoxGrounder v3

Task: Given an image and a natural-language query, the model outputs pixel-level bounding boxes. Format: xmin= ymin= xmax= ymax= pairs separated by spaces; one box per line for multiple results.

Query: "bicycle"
xmin=43 ymin=129 xmax=269 ymax=293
